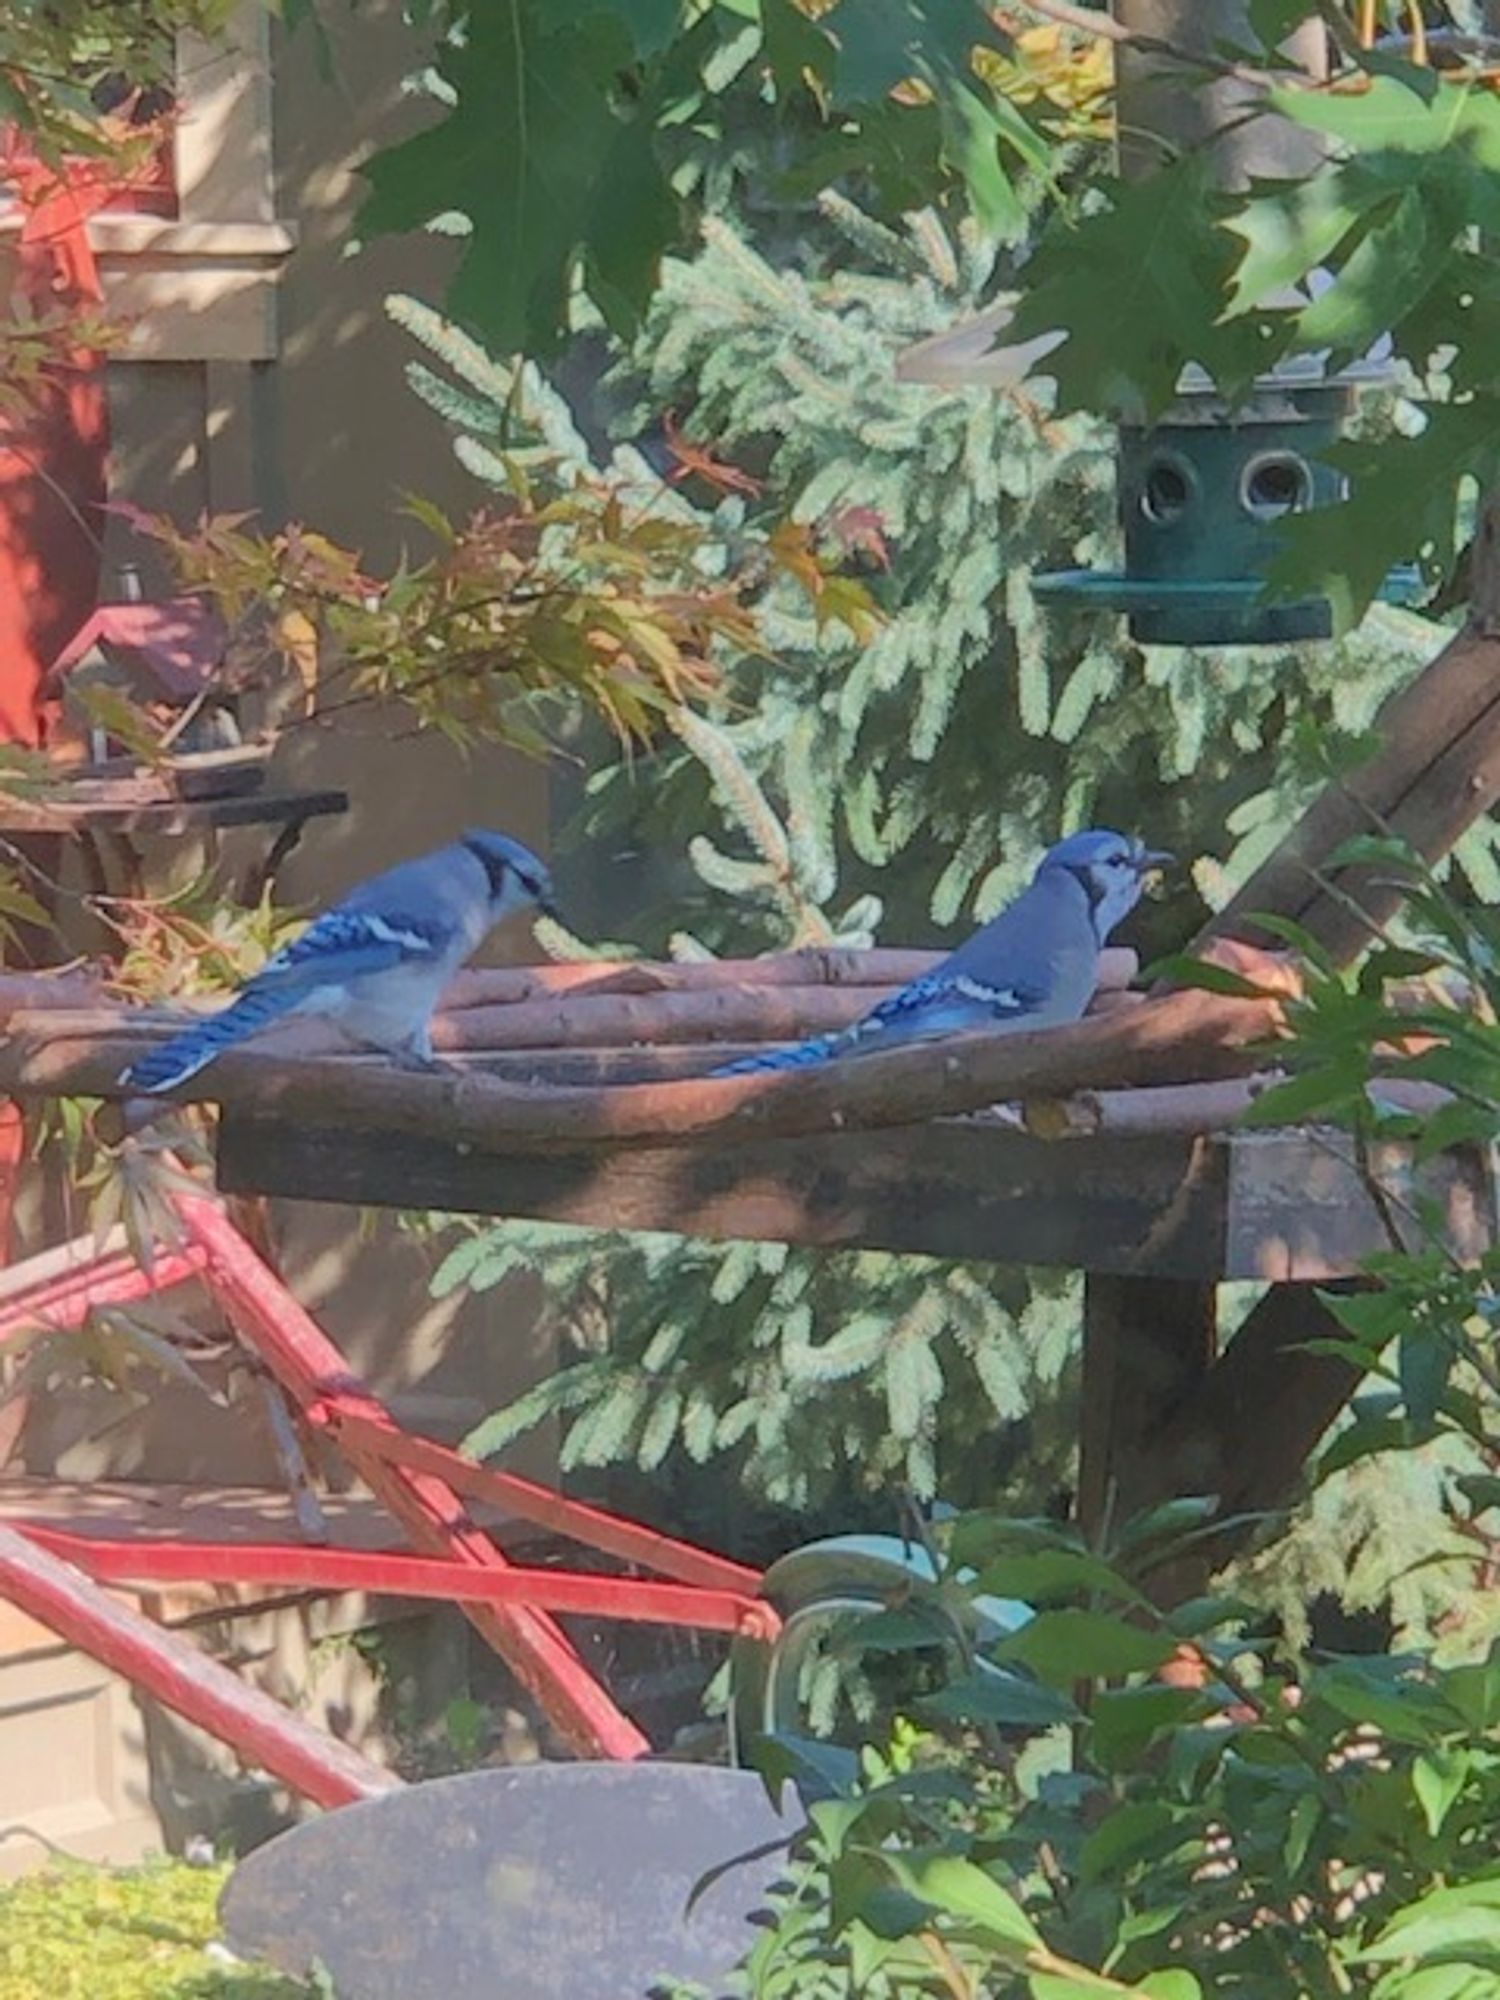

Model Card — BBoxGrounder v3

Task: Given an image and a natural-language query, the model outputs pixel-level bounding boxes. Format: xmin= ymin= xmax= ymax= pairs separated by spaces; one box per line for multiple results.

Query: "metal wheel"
xmin=728 ymin=1535 xmax=1031 ymax=1768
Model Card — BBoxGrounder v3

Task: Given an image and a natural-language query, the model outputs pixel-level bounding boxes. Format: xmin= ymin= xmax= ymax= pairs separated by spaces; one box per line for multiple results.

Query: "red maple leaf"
xmin=661 ymin=411 xmax=763 ymax=500
xmin=824 ymin=504 xmax=891 ymax=570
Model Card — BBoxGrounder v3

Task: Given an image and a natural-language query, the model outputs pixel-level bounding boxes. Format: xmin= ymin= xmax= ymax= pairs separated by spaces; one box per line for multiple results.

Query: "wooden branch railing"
xmin=0 ymin=983 xmax=1285 ymax=1155
xmin=3 ymin=948 xmax=1139 ymax=1059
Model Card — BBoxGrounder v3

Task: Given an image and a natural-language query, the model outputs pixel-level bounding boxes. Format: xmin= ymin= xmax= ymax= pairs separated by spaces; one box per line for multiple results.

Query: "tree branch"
xmin=1012 ymin=0 xmax=1280 ymax=89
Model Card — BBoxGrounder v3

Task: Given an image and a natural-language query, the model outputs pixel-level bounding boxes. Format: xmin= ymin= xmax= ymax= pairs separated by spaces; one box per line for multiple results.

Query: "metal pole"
xmin=0 ymin=1523 xmax=399 ymax=1810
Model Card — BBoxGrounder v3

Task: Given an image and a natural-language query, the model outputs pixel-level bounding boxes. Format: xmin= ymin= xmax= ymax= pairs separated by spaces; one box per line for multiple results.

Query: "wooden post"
xmin=1154 ymin=1281 xmax=1366 ymax=1521
xmin=1198 ymin=613 xmax=1500 ymax=961
xmin=1078 ymin=1276 xmax=1218 ymax=1540
xmin=1080 ymin=1279 xmax=1367 ymax=1599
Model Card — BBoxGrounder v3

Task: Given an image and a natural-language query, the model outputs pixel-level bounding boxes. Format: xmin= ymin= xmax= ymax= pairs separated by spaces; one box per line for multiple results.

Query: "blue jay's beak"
xmin=1135 ymin=848 xmax=1173 ymax=876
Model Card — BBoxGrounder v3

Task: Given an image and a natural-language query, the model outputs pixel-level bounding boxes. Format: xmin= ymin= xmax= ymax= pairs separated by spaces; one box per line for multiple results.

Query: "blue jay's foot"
xmin=392 ymin=1050 xmax=451 ymax=1075
xmin=375 ymin=1039 xmax=452 ymax=1075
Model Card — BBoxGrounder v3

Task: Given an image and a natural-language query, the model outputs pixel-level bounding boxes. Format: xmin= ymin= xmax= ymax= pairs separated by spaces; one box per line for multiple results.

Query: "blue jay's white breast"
xmin=327 ymin=957 xmax=462 ymax=1047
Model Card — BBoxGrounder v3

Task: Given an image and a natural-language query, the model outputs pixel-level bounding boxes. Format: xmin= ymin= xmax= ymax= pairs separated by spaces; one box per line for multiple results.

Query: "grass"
xmin=0 ymin=1857 xmax=321 ymax=2000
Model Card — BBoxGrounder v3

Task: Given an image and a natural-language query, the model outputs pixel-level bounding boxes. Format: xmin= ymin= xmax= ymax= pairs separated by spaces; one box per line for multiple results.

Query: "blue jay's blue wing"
xmin=121 ymin=909 xmax=453 ymax=1096
xmin=254 ymin=908 xmax=452 ymax=994
xmin=861 ymin=971 xmax=1040 ymax=1036
xmin=712 ymin=972 xmax=1046 ymax=1077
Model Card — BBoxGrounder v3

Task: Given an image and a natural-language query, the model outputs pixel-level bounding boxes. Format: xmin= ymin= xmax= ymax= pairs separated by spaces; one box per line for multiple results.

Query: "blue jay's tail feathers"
xmin=121 ymin=984 xmax=307 ymax=1095
xmin=711 ymin=1034 xmax=846 ymax=1078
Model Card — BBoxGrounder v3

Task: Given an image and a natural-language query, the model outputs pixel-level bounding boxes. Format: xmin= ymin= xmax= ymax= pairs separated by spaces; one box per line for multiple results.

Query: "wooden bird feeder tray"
xmin=0 ymin=941 xmax=1488 ymax=1585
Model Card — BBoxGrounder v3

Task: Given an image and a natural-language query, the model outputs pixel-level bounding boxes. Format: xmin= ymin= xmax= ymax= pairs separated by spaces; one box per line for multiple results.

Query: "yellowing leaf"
xmin=273 ymin=606 xmax=320 ymax=714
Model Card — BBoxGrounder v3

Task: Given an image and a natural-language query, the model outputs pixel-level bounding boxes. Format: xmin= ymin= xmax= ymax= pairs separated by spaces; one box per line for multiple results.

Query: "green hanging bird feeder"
xmin=1032 ymin=359 xmax=1422 ymax=646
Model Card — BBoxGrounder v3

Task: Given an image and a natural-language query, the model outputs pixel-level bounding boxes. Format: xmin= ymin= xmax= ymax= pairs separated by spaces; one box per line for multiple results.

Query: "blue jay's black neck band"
xmin=1060 ymin=861 xmax=1104 ymax=912
xmin=461 ymin=836 xmax=512 ymax=901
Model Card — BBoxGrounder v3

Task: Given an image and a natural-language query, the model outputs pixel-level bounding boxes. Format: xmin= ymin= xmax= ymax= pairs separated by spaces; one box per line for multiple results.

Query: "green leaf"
xmin=1223 ymin=166 xmax=1378 ymax=318
xmin=1298 ymin=187 xmax=1446 ymax=360
xmin=1139 ymin=1972 xmax=1204 ymax=2000
xmin=360 ymin=5 xmax=682 ymax=355
xmin=937 ymin=78 xmax=1025 ymax=239
xmin=1442 ymin=1646 xmax=1500 ymax=1731
xmin=1355 ymin=1876 xmax=1500 ymax=1964
xmin=547 ymin=0 xmax=685 ymax=59
xmin=1249 ymin=0 xmax=1329 ymax=45
xmin=1283 ymin=1791 xmax=1321 ymax=1875
xmin=1455 ymin=1474 xmax=1500 ymax=1518
xmin=886 ymin=1850 xmax=1041 ymax=1950
xmin=1264 ymin=399 xmax=1500 ymax=629
xmin=1115 ymin=1496 xmax=1221 ymax=1551
xmin=1149 ymin=954 xmax=1278 ymax=1000
xmin=1239 ymin=910 xmax=1340 ymax=975
xmin=1316 ymin=1413 xmax=1428 ymax=1479
xmin=1314 ymin=1660 xmax=1457 ymax=1747
xmin=754 ymin=1730 xmax=859 ymax=1806
xmin=1273 ymin=70 xmax=1492 ymax=156
xmin=1089 ymin=1685 xmax=1203 ymax=1771
xmin=996 ymin=1611 xmax=1176 ymax=1687
xmin=762 ymin=0 xmax=835 ymax=95
xmin=1238 ymin=1062 xmax=1368 ymax=1128
xmin=1413 ymin=1750 xmax=1470 ymax=1838
xmin=1398 ymin=1329 xmax=1453 ymax=1429
xmin=1010 ymin=156 xmax=1244 ymax=418
xmin=975 ymin=1548 xmax=1142 ymax=1606
xmin=1078 ymin=1800 xmax=1182 ymax=1885
xmin=919 ymin=1669 xmax=1080 ymax=1730
xmin=945 ymin=1514 xmax=1085 ymax=1570
xmin=1323 ymin=832 xmax=1424 ymax=875
xmin=1165 ymin=1594 xmax=1258 ymax=1638
xmin=833 ymin=1603 xmax=954 ymax=1654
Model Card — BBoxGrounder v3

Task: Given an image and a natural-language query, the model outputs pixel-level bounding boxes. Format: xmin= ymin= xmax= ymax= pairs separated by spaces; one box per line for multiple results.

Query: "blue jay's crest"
xmin=1035 ymin=829 xmax=1171 ymax=948
xmin=712 ymin=827 xmax=1170 ymax=1079
xmin=460 ymin=830 xmax=557 ymax=917
xmin=1034 ymin=829 xmax=1169 ymax=876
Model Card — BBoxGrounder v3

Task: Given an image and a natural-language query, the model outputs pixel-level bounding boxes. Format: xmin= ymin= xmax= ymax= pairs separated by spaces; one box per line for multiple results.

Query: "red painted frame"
xmin=0 ymin=1181 xmax=774 ymax=1782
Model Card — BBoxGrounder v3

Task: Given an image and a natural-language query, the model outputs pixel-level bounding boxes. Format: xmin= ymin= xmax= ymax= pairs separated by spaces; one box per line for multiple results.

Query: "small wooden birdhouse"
xmin=50 ymin=586 xmax=238 ymax=764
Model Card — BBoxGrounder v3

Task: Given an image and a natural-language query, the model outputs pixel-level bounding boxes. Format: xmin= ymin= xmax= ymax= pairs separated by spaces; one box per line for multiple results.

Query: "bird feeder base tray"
xmin=1032 ymin=567 xmax=1425 ymax=646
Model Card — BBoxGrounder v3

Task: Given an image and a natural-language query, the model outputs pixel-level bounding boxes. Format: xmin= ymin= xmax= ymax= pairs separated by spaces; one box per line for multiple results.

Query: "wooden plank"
xmin=0 ymin=1523 xmax=398 ymax=1808
xmin=0 ymin=789 xmax=348 ymax=837
xmin=217 ymin=1111 xmax=1493 ymax=1279
xmin=220 ymin=1114 xmax=1234 ymax=1274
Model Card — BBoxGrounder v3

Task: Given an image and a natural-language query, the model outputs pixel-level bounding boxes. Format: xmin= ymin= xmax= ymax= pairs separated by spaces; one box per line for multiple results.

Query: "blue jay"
xmin=121 ymin=830 xmax=557 ymax=1094
xmin=712 ymin=829 xmax=1169 ymax=1077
